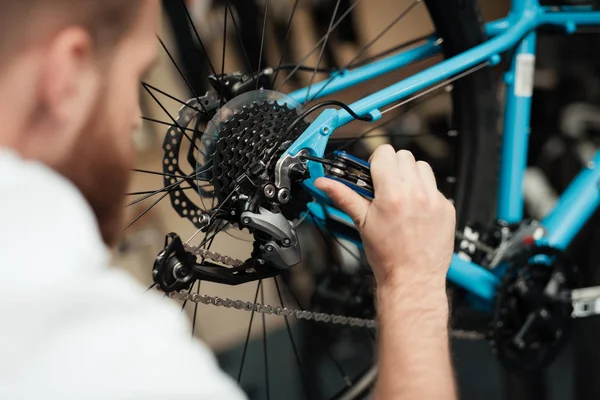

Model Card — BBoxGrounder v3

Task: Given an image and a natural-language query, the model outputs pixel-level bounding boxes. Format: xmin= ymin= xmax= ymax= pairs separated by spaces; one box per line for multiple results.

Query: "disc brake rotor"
xmin=162 ymin=92 xmax=220 ymax=229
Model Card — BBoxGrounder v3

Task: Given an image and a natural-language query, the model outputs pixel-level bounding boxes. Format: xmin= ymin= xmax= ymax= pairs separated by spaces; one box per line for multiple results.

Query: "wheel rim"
xmin=122 ymin=0 xmax=497 ymax=398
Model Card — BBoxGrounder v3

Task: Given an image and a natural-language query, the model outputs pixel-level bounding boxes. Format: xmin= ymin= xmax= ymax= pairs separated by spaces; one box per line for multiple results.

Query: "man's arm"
xmin=316 ymin=145 xmax=457 ymax=399
xmin=375 ymin=281 xmax=454 ymax=398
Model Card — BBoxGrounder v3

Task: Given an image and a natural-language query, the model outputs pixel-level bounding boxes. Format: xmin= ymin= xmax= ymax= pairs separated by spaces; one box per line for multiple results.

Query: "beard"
xmin=53 ymin=89 xmax=132 ymax=247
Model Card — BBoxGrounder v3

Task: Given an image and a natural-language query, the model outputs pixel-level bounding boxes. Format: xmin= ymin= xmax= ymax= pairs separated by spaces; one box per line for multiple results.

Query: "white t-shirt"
xmin=0 ymin=150 xmax=246 ymax=400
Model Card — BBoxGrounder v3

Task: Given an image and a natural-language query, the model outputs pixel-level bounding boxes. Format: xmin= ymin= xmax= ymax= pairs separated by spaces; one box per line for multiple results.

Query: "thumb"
xmin=315 ymin=177 xmax=370 ymax=228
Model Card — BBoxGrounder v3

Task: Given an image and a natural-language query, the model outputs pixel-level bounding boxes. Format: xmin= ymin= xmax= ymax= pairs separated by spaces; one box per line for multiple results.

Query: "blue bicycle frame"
xmin=279 ymin=0 xmax=600 ymax=304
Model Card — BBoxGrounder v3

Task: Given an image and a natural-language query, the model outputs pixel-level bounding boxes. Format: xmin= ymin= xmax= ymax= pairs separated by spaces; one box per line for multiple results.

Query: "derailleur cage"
xmin=152 ymin=233 xmax=280 ymax=291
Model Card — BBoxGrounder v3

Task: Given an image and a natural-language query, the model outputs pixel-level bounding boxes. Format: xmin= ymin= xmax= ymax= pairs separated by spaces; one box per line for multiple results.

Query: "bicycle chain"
xmin=172 ymin=244 xmax=486 ymax=340
xmin=183 ymin=243 xmax=244 ymax=267
xmin=169 ymin=290 xmax=378 ymax=329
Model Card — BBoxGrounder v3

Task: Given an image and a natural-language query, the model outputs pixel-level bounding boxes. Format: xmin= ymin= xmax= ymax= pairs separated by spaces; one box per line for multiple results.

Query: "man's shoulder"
xmin=0 ymin=267 xmax=246 ymax=399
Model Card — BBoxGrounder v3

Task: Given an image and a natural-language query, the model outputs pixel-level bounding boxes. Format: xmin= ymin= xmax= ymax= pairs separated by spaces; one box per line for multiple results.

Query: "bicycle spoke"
xmin=126 ymin=178 xmax=185 ymax=208
xmin=191 ymin=228 xmax=219 ymax=337
xmin=186 ymin=228 xmax=204 ymax=245
xmin=142 ymin=84 xmax=203 ymax=155
xmin=181 ymin=281 xmax=196 ymax=312
xmin=330 ymin=110 xmax=407 ymax=154
xmin=238 ymin=281 xmax=262 ymax=383
xmin=261 ymin=283 xmax=270 ymax=400
xmin=348 ymin=0 xmax=421 ymax=69
xmin=307 ymin=213 xmax=342 ymax=273
xmin=191 ymin=281 xmax=202 ymax=337
xmin=126 ymin=167 xmax=211 ymax=208
xmin=222 ymin=230 xmax=254 ymax=243
xmin=310 ymin=215 xmax=376 ymax=351
xmin=126 ymin=186 xmax=197 ymax=197
xmin=156 ymin=35 xmax=203 ymax=110
xmin=180 ymin=0 xmax=218 ymax=78
xmin=142 ymin=82 xmax=202 ymax=112
xmin=276 ymin=0 xmax=361 ymax=91
xmin=312 ymin=218 xmax=347 ymax=267
xmin=308 ymin=210 xmax=375 ymax=342
xmin=131 ymin=168 xmax=191 ymax=180
xmin=366 ymin=328 xmax=376 ymax=342
xmin=351 ymin=33 xmax=431 ymax=69
xmin=274 ymin=277 xmax=310 ymax=400
xmin=280 ymin=278 xmax=352 ymax=387
xmin=122 ymin=190 xmax=171 ymax=234
xmin=255 ymin=0 xmax=269 ymax=92
xmin=304 ymin=0 xmax=342 ymax=104
xmin=141 ymin=116 xmax=197 ymax=134
xmin=219 ymin=4 xmax=228 ymax=106
xmin=381 ymin=62 xmax=489 ymax=115
xmin=330 ymin=81 xmax=462 ymax=155
xmin=272 ymin=0 xmax=300 ymax=84
xmin=312 ymin=212 xmax=362 ymax=264
xmin=131 ymin=168 xmax=212 ymax=187
xmin=186 ymin=214 xmax=227 ymax=336
xmin=207 ymin=186 xmax=239 ymax=220
xmin=308 ymin=0 xmax=421 ymax=102
xmin=225 ymin=0 xmax=253 ymax=74
xmin=186 ymin=217 xmax=231 ymax=255
xmin=275 ymin=64 xmax=335 ymax=74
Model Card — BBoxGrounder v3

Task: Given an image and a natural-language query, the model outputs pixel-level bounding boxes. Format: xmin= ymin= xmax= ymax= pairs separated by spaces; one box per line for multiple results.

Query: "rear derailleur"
xmin=154 ymin=156 xmax=312 ymax=292
xmin=153 ymin=203 xmax=302 ymax=291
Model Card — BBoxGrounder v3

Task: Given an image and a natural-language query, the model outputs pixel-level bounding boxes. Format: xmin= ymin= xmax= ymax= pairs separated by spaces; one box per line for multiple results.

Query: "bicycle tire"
xmin=424 ymin=0 xmax=500 ymax=228
xmin=151 ymin=1 xmax=500 ymax=398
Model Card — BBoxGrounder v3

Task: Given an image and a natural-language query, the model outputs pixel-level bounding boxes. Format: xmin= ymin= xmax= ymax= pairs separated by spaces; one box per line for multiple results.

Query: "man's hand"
xmin=315 ymin=145 xmax=457 ymax=400
xmin=315 ymin=145 xmax=456 ymax=290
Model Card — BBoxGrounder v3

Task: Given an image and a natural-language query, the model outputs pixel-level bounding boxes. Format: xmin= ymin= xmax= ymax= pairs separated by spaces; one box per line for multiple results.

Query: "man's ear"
xmin=40 ymin=26 xmax=100 ymax=146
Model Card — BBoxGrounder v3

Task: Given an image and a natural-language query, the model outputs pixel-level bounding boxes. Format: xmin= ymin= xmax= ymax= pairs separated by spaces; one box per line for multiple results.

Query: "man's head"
xmin=0 ymin=0 xmax=160 ymax=246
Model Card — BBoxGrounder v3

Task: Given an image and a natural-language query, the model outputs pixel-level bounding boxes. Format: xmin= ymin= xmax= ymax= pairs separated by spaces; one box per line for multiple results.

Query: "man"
xmin=0 ymin=1 xmax=456 ymax=399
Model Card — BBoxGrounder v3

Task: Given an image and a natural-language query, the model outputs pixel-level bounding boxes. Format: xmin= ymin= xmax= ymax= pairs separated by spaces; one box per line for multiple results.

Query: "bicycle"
xmin=135 ymin=0 xmax=600 ymax=398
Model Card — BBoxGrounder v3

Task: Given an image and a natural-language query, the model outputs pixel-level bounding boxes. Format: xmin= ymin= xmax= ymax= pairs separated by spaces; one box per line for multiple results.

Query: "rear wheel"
xmin=129 ymin=0 xmax=499 ymax=398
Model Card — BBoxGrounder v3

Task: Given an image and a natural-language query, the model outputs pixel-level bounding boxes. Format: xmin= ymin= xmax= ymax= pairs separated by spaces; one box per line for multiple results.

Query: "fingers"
xmin=371 ymin=146 xmax=439 ymax=200
xmin=315 ymin=177 xmax=370 ymax=228
xmin=369 ymin=145 xmax=398 ymax=194
xmin=396 ymin=149 xmax=419 ymax=183
xmin=416 ymin=161 xmax=438 ymax=196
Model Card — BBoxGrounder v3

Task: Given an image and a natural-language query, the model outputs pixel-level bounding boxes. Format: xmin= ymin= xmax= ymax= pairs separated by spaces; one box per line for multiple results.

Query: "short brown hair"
xmin=0 ymin=0 xmax=142 ymax=57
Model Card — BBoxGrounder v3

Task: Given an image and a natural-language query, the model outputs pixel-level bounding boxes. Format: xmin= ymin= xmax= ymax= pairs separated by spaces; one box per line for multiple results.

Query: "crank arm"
xmin=568 ymin=286 xmax=600 ymax=318
xmin=548 ymin=285 xmax=600 ymax=319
